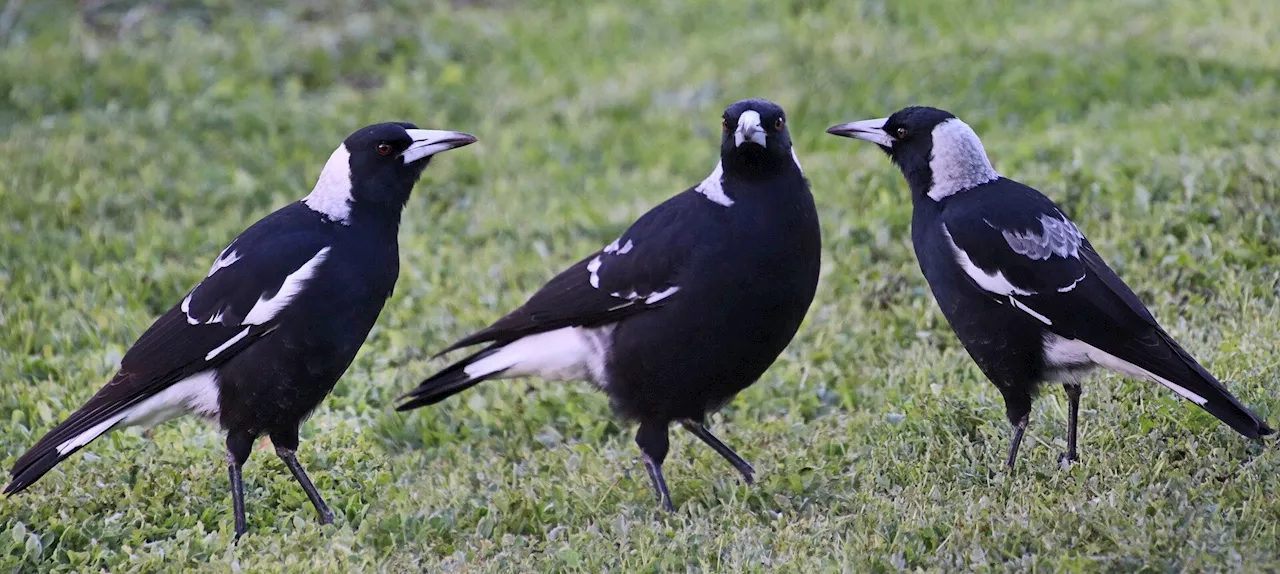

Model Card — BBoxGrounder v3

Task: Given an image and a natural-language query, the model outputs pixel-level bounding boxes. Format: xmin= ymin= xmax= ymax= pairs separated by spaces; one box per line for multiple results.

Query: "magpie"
xmin=827 ymin=106 xmax=1272 ymax=467
xmin=4 ymin=122 xmax=476 ymax=538
xmin=397 ymin=99 xmax=820 ymax=510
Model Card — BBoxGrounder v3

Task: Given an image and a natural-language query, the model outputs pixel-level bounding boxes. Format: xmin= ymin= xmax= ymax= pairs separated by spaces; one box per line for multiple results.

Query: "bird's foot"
xmin=658 ymin=493 xmax=675 ymax=512
xmin=317 ymin=507 xmax=335 ymax=525
xmin=1057 ymin=451 xmax=1078 ymax=468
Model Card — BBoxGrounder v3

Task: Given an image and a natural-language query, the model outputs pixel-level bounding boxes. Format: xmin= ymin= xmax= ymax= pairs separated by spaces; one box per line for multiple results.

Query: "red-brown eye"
xmin=722 ymin=118 xmax=730 ymax=130
xmin=376 ymin=143 xmax=392 ymax=155
xmin=895 ymin=127 xmax=908 ymax=139
xmin=774 ymin=117 xmax=785 ymax=130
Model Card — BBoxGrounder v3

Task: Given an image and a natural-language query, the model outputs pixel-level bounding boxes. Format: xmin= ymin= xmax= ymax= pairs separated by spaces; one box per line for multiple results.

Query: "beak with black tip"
xmin=401 ymin=129 xmax=478 ymax=164
xmin=826 ymin=118 xmax=893 ymax=148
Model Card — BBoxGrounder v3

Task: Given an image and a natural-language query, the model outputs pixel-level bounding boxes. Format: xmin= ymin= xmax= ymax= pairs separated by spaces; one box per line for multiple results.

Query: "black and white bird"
xmin=827 ymin=106 xmax=1272 ymax=467
xmin=397 ymin=99 xmax=820 ymax=509
xmin=5 ymin=123 xmax=476 ymax=538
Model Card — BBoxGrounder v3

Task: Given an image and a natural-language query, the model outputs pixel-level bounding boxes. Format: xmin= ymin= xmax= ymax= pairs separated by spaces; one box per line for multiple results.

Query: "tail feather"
xmin=396 ymin=345 xmax=503 ymax=411
xmin=1111 ymin=331 xmax=1274 ymax=439
xmin=5 ymin=416 xmax=122 ymax=495
xmin=1161 ymin=336 xmax=1273 ymax=438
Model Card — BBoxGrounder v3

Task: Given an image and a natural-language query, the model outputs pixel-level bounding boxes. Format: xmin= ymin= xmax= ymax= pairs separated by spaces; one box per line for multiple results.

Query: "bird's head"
xmin=827 ymin=106 xmax=998 ymax=201
xmin=719 ymin=99 xmax=798 ymax=178
xmin=305 ymin=122 xmax=477 ymax=224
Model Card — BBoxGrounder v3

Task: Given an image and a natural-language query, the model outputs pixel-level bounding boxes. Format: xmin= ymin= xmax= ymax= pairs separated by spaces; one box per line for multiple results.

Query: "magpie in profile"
xmin=5 ymin=123 xmax=476 ymax=538
xmin=827 ymin=106 xmax=1272 ymax=467
xmin=398 ymin=99 xmax=820 ymax=510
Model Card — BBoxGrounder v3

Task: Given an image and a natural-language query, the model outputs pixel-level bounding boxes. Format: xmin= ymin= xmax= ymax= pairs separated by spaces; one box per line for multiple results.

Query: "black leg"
xmin=275 ymin=447 xmax=334 ymax=524
xmin=635 ymin=422 xmax=674 ymax=511
xmin=679 ymin=419 xmax=755 ymax=484
xmin=1060 ymin=384 xmax=1082 ymax=465
xmin=271 ymin=429 xmax=334 ymax=525
xmin=1005 ymin=413 xmax=1030 ymax=469
xmin=225 ymin=433 xmax=253 ymax=541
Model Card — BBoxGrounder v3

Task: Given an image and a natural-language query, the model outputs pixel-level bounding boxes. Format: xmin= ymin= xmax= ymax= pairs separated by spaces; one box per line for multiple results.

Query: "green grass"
xmin=3 ymin=0 xmax=1280 ymax=570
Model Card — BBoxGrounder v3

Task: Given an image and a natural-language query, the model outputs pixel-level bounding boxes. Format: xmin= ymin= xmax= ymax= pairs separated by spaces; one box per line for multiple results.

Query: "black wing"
xmin=940 ymin=179 xmax=1271 ymax=437
xmin=6 ymin=205 xmax=334 ymax=493
xmin=438 ymin=189 xmax=714 ymax=354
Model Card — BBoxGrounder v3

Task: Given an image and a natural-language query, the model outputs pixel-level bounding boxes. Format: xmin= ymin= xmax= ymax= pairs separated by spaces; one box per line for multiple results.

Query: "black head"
xmin=718 ymin=99 xmax=798 ymax=178
xmin=303 ymin=122 xmax=476 ymax=223
xmin=827 ymin=106 xmax=998 ymax=201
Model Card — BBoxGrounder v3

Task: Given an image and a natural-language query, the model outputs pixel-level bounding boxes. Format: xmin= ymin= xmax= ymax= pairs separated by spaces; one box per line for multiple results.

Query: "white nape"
xmin=303 ymin=144 xmax=354 ymax=224
xmin=1000 ymin=214 xmax=1084 ymax=260
xmin=463 ymin=326 xmax=614 ymax=388
xmin=695 ymin=161 xmax=733 ymax=207
xmin=243 ymin=246 xmax=331 ymax=325
xmin=1042 ymin=334 xmax=1208 ymax=405
xmin=927 ymin=119 xmax=1000 ymax=201
xmin=55 ymin=371 xmax=222 ymax=455
xmin=791 ymin=148 xmax=804 ymax=173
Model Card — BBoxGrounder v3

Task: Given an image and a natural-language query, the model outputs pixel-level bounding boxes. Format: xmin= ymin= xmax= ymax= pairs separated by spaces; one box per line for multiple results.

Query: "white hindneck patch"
xmin=695 ymin=161 xmax=733 ymax=207
xmin=303 ymin=144 xmax=354 ymax=224
xmin=928 ymin=119 xmax=999 ymax=201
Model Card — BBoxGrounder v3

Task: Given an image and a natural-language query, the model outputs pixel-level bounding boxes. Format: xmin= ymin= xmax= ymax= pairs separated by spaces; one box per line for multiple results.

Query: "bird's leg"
xmin=1005 ymin=413 xmax=1030 ymax=469
xmin=1060 ymin=384 xmax=1082 ymax=465
xmin=225 ymin=432 xmax=254 ymax=541
xmin=635 ymin=422 xmax=674 ymax=511
xmin=271 ymin=430 xmax=334 ymax=525
xmin=679 ymin=418 xmax=755 ymax=484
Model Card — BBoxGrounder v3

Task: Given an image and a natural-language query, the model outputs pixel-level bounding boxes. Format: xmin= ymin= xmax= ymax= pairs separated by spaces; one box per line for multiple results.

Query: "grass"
xmin=2 ymin=0 xmax=1280 ymax=570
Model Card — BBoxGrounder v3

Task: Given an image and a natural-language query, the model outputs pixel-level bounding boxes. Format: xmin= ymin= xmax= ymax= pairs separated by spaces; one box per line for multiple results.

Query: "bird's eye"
xmin=722 ymin=118 xmax=730 ymax=131
xmin=376 ymin=143 xmax=393 ymax=156
xmin=774 ymin=117 xmax=785 ymax=130
xmin=895 ymin=127 xmax=908 ymax=139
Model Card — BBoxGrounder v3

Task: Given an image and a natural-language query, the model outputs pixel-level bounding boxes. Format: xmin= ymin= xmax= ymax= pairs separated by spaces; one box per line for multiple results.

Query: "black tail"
xmin=1155 ymin=333 xmax=1273 ymax=438
xmin=5 ymin=399 xmax=133 ymax=495
xmin=5 ymin=438 xmax=92 ymax=496
xmin=396 ymin=345 xmax=504 ymax=411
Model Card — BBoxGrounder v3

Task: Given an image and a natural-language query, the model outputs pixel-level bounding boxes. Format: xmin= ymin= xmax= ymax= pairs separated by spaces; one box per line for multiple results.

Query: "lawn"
xmin=3 ymin=0 xmax=1280 ymax=571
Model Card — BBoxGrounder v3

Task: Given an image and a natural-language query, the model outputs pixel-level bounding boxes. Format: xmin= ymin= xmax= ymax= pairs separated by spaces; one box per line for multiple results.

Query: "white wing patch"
xmin=591 ymin=235 xmax=676 ymax=305
xmin=243 ymin=246 xmax=331 ymax=325
xmin=1043 ymin=334 xmax=1208 ymax=405
xmin=54 ymin=371 xmax=222 ymax=455
xmin=603 ymin=238 xmax=634 ymax=255
xmin=1058 ymin=272 xmax=1087 ymax=292
xmin=183 ymin=246 xmax=331 ymax=326
xmin=942 ymin=224 xmax=1035 ymax=296
xmin=205 ymin=327 xmax=251 ymax=360
xmin=181 ymin=293 xmax=200 ymax=325
xmin=207 ymin=247 xmax=242 ymax=277
xmin=943 ymin=224 xmax=1056 ymax=325
xmin=644 ymin=286 xmax=680 ymax=304
xmin=586 ymin=256 xmax=603 ymax=289
xmin=998 ymin=213 xmax=1084 ymax=261
xmin=695 ymin=161 xmax=733 ymax=207
xmin=302 ymin=145 xmax=354 ymax=225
